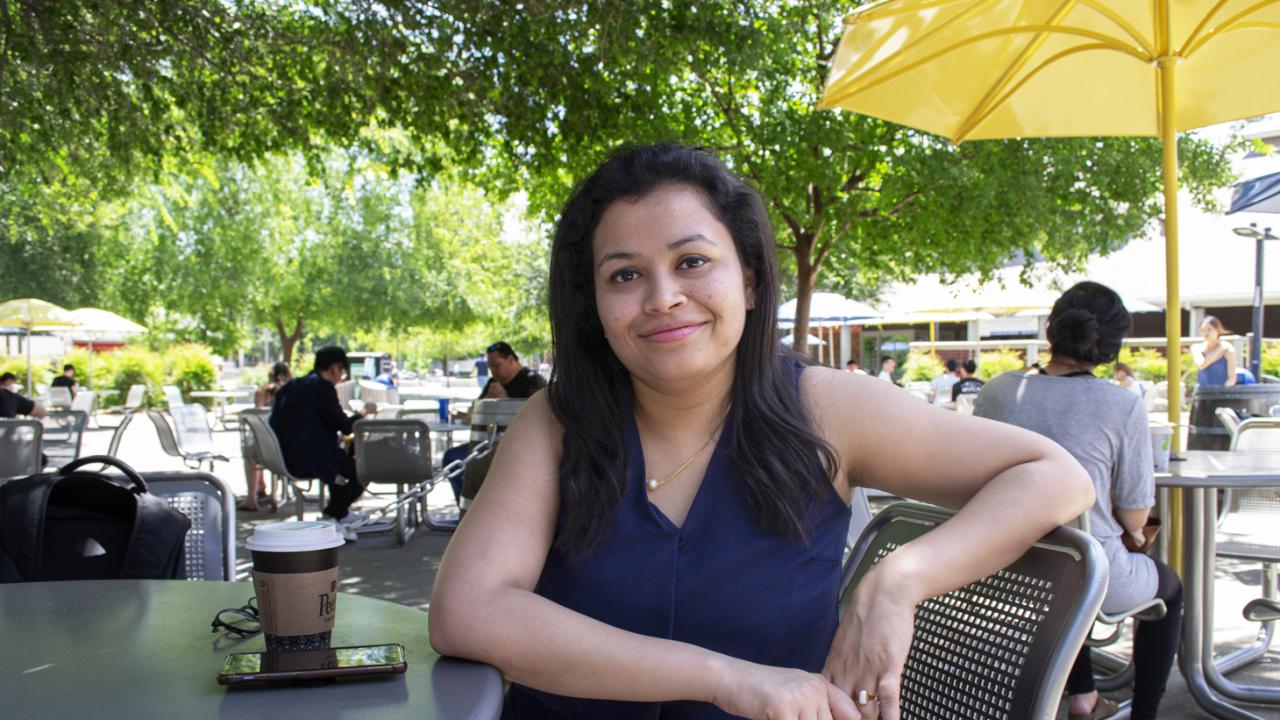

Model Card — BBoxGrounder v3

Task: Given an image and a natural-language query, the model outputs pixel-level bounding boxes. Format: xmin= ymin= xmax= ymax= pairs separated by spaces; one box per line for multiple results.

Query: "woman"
xmin=976 ymin=282 xmax=1183 ymax=720
xmin=238 ymin=361 xmax=291 ymax=512
xmin=1193 ymin=316 xmax=1236 ymax=387
xmin=429 ymin=145 xmax=1093 ymax=720
xmin=1113 ymin=362 xmax=1142 ymax=396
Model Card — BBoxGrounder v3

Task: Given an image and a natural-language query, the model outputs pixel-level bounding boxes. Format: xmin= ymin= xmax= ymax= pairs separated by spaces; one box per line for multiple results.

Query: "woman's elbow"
xmin=1042 ymin=445 xmax=1095 ymax=520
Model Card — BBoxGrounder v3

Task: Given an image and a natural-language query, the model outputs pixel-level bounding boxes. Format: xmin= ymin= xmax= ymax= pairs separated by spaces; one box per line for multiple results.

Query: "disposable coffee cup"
xmin=1150 ymin=423 xmax=1173 ymax=473
xmin=246 ymin=521 xmax=344 ymax=652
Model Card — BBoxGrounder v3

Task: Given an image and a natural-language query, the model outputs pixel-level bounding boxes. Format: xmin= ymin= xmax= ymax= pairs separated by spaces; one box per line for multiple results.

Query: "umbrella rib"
xmin=955 ymin=43 xmax=1149 ymax=141
xmin=824 ymin=0 xmax=1003 ymax=107
xmin=952 ymin=0 xmax=1081 ymax=143
xmin=1183 ymin=0 xmax=1280 ymax=57
xmin=822 ymin=25 xmax=1144 ymax=111
xmin=1178 ymin=0 xmax=1233 ymax=56
xmin=1077 ymin=0 xmax=1156 ymax=55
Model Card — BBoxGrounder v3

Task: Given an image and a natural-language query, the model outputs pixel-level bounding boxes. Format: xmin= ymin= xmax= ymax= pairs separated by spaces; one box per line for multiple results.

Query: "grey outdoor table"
xmin=0 ymin=580 xmax=503 ymax=720
xmin=1157 ymin=450 xmax=1280 ymax=720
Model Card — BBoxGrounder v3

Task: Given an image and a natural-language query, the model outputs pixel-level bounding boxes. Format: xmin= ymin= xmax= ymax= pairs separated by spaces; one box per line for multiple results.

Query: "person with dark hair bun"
xmin=1192 ymin=315 xmax=1237 ymax=387
xmin=976 ymin=281 xmax=1182 ymax=720
xmin=430 ymin=144 xmax=1093 ymax=720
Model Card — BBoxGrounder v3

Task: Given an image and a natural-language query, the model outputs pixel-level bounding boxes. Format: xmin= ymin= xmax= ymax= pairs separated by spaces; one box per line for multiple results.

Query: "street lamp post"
xmin=1233 ymin=223 xmax=1279 ymax=379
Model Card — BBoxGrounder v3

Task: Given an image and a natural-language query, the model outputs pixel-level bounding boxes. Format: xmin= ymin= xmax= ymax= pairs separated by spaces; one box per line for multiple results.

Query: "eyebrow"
xmin=595 ymin=234 xmax=712 ymax=270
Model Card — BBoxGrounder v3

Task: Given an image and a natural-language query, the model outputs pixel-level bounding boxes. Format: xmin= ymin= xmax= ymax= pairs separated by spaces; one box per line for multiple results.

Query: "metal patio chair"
xmin=139 ymin=472 xmax=236 ymax=581
xmin=241 ymin=413 xmax=325 ymax=520
xmin=41 ymin=410 xmax=87 ymax=469
xmin=841 ymin=502 xmax=1106 ymax=719
xmin=352 ymin=418 xmax=434 ymax=545
xmin=0 ymin=419 xmax=42 ymax=479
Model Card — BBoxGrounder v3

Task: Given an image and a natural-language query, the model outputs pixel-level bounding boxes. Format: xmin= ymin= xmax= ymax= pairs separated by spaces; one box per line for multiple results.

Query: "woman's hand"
xmin=822 ymin=561 xmax=920 ymax=720
xmin=710 ymin=658 xmax=860 ymax=720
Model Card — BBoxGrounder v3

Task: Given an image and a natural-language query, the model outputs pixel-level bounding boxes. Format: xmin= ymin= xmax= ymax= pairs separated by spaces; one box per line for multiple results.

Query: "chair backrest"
xmin=335 ymin=380 xmax=357 ymax=407
xmin=1216 ymin=406 xmax=1242 ymax=439
xmin=242 ymin=413 xmax=305 ymax=481
xmin=0 ymin=419 xmax=42 ymax=478
xmin=469 ymin=398 xmax=525 ymax=442
xmin=125 ymin=383 xmax=147 ymax=409
xmin=47 ymin=386 xmax=73 ymax=409
xmin=40 ymin=411 xmax=88 ymax=468
xmin=105 ymin=411 xmax=136 ymax=458
xmin=1231 ymin=418 xmax=1280 ymax=453
xmin=357 ymin=379 xmax=388 ymax=405
xmin=70 ymin=390 xmax=95 ymax=414
xmin=233 ymin=384 xmax=256 ymax=405
xmin=239 ymin=408 xmax=270 ymax=466
xmin=846 ymin=486 xmax=873 ymax=550
xmin=162 ymin=385 xmax=184 ymax=409
xmin=145 ymin=409 xmax=183 ymax=458
xmin=955 ymin=393 xmax=977 ymax=415
xmin=842 ymin=502 xmax=1106 ymax=720
xmin=138 ymin=471 xmax=236 ymax=581
xmin=353 ymin=419 xmax=433 ymax=485
xmin=169 ymin=404 xmax=216 ymax=457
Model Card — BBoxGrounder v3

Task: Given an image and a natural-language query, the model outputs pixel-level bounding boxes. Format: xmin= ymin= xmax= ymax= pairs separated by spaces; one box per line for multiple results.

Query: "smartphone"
xmin=218 ymin=643 xmax=407 ymax=685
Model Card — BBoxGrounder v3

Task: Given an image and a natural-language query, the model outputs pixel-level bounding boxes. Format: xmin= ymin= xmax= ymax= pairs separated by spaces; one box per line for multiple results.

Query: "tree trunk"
xmin=792 ymin=242 xmax=818 ymax=357
xmin=275 ymin=316 xmax=305 ymax=366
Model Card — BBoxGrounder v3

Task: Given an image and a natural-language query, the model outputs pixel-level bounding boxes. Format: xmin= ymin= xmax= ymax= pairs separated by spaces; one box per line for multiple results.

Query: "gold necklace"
xmin=645 ymin=430 xmax=720 ymax=492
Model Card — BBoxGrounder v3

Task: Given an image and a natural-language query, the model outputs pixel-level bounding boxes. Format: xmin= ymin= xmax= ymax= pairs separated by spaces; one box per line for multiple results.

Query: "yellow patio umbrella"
xmin=819 ymin=0 xmax=1280 ymax=589
xmin=0 ymin=298 xmax=77 ymax=393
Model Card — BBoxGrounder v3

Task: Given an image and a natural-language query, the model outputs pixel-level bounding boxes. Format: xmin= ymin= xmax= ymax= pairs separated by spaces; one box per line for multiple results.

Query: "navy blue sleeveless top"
xmin=502 ymin=362 xmax=851 ymax=719
xmin=1198 ymin=354 xmax=1229 ymax=387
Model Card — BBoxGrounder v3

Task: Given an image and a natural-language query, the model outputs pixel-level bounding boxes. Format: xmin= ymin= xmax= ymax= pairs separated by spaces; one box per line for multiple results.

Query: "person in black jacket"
xmin=270 ymin=347 xmax=375 ymax=535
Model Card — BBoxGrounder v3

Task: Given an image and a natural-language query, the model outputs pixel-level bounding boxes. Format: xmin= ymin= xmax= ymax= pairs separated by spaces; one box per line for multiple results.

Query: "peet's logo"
xmin=318 ymin=580 xmax=338 ymax=618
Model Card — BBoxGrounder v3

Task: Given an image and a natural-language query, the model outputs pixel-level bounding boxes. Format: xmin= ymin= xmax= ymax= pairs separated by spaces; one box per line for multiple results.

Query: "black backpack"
xmin=0 ymin=456 xmax=192 ymax=582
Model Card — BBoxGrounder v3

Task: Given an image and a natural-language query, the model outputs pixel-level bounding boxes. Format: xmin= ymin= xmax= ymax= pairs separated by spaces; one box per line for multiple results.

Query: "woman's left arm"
xmin=805 ymin=369 xmax=1094 ymax=720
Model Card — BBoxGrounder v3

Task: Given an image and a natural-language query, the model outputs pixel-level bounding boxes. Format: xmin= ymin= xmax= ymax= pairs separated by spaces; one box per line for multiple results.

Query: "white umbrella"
xmin=37 ymin=308 xmax=148 ymax=391
xmin=0 ymin=298 xmax=77 ymax=393
xmin=1012 ymin=293 xmax=1163 ymax=317
xmin=777 ymin=292 xmax=882 ymax=328
xmin=779 ymin=333 xmax=827 ymax=347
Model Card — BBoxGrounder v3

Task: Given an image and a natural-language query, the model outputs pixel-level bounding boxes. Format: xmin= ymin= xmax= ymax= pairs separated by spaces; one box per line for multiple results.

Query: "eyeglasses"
xmin=210 ymin=596 xmax=261 ymax=637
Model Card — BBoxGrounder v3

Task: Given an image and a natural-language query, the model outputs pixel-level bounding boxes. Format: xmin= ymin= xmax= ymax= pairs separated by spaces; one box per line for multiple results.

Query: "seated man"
xmin=0 ymin=372 xmax=47 ymax=419
xmin=443 ymin=342 xmax=547 ymax=503
xmin=50 ymin=364 xmax=78 ymax=400
xmin=270 ymin=347 xmax=376 ymax=539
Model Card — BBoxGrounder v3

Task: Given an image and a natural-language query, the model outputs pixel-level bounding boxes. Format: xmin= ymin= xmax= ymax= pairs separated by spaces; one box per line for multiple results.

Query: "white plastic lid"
xmin=245 ymin=521 xmax=345 ymax=552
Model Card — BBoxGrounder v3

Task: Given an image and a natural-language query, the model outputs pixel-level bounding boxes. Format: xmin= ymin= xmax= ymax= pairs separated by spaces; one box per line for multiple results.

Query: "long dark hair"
xmin=547 ymin=143 xmax=838 ymax=557
xmin=1047 ymin=281 xmax=1131 ymax=365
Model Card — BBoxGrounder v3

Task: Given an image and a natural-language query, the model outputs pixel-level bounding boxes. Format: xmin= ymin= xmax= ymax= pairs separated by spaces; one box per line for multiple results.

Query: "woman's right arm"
xmin=428 ymin=392 xmax=856 ymax=719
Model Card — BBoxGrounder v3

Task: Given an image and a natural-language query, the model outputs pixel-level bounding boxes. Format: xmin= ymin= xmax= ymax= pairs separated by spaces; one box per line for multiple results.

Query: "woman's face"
xmin=1201 ymin=322 xmax=1220 ymax=342
xmin=592 ymin=184 xmax=755 ymax=388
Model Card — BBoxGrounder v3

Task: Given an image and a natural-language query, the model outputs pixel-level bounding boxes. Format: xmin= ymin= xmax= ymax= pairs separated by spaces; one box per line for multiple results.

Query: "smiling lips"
xmin=640 ymin=321 xmax=707 ymax=343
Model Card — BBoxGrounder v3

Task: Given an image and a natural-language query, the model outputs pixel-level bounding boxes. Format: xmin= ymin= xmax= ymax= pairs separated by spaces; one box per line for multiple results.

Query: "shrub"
xmin=99 ymin=348 xmax=165 ymax=407
xmin=1262 ymin=342 xmax=1280 ymax=380
xmin=163 ymin=344 xmax=218 ymax=408
xmin=0 ymin=355 xmax=51 ymax=393
xmin=57 ymin=348 xmax=111 ymax=392
xmin=902 ymin=351 xmax=945 ymax=383
xmin=976 ymin=349 xmax=1025 ymax=381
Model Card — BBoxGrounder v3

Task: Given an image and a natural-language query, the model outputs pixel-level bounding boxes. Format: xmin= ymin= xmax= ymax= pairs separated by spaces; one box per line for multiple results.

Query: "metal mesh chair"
xmin=162 ymin=385 xmax=184 ymax=410
xmin=46 ymin=386 xmax=73 ymax=409
xmin=41 ymin=410 xmax=87 ymax=469
xmin=169 ymin=404 xmax=229 ymax=471
xmin=0 ymin=419 xmax=42 ymax=479
xmin=353 ymin=418 xmax=433 ymax=545
xmin=69 ymin=390 xmax=95 ymax=417
xmin=241 ymin=413 xmax=324 ymax=520
xmin=138 ymin=472 xmax=236 ymax=581
xmin=238 ymin=407 xmax=280 ymax=510
xmin=841 ymin=502 xmax=1106 ymax=720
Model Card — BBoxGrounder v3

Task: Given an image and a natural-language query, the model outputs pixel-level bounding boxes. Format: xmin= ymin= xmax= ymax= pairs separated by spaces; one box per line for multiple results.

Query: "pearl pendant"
xmin=647 ymin=478 xmax=659 ymax=490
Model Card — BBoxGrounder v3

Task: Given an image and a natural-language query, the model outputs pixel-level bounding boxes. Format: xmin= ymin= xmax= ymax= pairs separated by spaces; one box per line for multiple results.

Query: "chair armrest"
xmin=1098 ymin=598 xmax=1167 ymax=625
xmin=1243 ymin=597 xmax=1280 ymax=623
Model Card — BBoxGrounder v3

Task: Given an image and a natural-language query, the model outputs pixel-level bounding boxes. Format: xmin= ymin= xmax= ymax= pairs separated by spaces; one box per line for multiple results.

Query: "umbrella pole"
xmin=25 ymin=327 xmax=32 ymax=394
xmin=1159 ymin=53 xmax=1185 ymax=578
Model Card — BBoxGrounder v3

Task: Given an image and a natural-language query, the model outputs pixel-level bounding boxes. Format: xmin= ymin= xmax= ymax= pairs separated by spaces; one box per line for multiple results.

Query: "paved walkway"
xmin=81 ymin=415 xmax=1280 ymax=719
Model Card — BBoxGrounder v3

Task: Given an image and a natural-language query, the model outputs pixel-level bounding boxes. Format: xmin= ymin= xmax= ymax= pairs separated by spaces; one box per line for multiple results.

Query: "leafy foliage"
xmin=902 ymin=351 xmax=944 ymax=383
xmin=976 ymin=350 xmax=1025 ymax=381
xmin=162 ymin=343 xmax=218 ymax=406
xmin=98 ymin=347 xmax=166 ymax=408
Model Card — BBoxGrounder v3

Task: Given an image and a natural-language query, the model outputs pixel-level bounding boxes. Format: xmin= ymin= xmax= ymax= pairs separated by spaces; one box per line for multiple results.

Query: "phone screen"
xmin=222 ymin=644 xmax=405 ymax=676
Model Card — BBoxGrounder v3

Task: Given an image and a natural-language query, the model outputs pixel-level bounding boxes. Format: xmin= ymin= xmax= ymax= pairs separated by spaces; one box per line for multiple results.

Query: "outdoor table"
xmin=0 ymin=579 xmax=503 ymax=719
xmin=1157 ymin=450 xmax=1280 ymax=720
xmin=190 ymin=389 xmax=246 ymax=428
xmin=427 ymin=422 xmax=472 ymax=459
